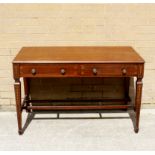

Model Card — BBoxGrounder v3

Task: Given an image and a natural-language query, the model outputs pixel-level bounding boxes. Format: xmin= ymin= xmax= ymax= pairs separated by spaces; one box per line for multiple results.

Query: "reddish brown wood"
xmin=18 ymin=63 xmax=138 ymax=78
xmin=13 ymin=46 xmax=144 ymax=64
xmin=23 ymin=78 xmax=31 ymax=112
xmin=13 ymin=46 xmax=145 ymax=134
xmin=20 ymin=64 xmax=80 ymax=77
xmin=80 ymin=64 xmax=138 ymax=77
xmin=135 ymin=78 xmax=143 ymax=133
xmin=14 ymin=79 xmax=22 ymax=135
xmin=27 ymin=105 xmax=130 ymax=110
xmin=13 ymin=64 xmax=20 ymax=79
xmin=29 ymin=98 xmax=130 ymax=103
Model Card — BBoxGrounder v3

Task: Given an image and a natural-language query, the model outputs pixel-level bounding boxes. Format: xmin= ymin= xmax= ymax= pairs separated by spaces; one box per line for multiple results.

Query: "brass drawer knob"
xmin=60 ymin=68 xmax=65 ymax=75
xmin=31 ymin=68 xmax=36 ymax=75
xmin=92 ymin=68 xmax=97 ymax=75
xmin=122 ymin=68 xmax=127 ymax=75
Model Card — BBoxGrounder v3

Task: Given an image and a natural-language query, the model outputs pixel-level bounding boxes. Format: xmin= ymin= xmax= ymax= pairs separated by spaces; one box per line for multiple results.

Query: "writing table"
xmin=13 ymin=46 xmax=144 ymax=134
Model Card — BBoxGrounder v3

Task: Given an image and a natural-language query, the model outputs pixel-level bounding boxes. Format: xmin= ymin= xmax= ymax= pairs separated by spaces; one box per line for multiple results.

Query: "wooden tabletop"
xmin=13 ymin=46 xmax=144 ymax=64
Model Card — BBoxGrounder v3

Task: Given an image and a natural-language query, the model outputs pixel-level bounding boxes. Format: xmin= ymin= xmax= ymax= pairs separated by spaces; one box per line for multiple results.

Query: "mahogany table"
xmin=13 ymin=46 xmax=145 ymax=135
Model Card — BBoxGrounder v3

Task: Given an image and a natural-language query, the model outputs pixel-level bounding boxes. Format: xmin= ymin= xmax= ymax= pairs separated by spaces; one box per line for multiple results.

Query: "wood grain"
xmin=13 ymin=46 xmax=145 ymax=64
xmin=13 ymin=46 xmax=144 ymax=134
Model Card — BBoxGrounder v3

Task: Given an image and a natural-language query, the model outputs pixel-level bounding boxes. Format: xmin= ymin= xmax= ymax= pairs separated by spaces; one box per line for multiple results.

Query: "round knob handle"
xmin=122 ymin=68 xmax=127 ymax=75
xmin=92 ymin=68 xmax=97 ymax=75
xmin=60 ymin=68 xmax=65 ymax=75
xmin=31 ymin=68 xmax=36 ymax=75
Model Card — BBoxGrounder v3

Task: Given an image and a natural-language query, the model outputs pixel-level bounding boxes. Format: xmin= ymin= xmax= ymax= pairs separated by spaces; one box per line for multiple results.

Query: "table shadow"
xmin=21 ymin=109 xmax=135 ymax=134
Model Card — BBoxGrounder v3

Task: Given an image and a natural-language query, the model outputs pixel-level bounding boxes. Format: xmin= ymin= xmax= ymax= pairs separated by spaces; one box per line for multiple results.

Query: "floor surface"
xmin=0 ymin=109 xmax=155 ymax=151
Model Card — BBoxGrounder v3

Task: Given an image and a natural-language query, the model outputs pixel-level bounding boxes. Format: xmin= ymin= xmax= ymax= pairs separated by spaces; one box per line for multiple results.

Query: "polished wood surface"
xmin=18 ymin=63 xmax=139 ymax=78
xmin=13 ymin=46 xmax=144 ymax=135
xmin=13 ymin=46 xmax=144 ymax=63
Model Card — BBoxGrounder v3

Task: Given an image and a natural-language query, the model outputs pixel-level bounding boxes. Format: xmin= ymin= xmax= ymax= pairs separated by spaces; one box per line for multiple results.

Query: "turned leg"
xmin=14 ymin=78 xmax=22 ymax=135
xmin=134 ymin=78 xmax=143 ymax=133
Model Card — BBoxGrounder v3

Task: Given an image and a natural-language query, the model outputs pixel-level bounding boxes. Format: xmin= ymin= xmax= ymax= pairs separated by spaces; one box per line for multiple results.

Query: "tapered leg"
xmin=14 ymin=79 xmax=22 ymax=135
xmin=23 ymin=78 xmax=30 ymax=112
xmin=135 ymin=78 xmax=143 ymax=133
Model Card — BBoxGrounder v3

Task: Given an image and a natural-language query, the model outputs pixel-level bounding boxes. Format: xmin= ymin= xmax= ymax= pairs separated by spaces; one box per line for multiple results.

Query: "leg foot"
xmin=18 ymin=130 xmax=23 ymax=135
xmin=134 ymin=128 xmax=139 ymax=133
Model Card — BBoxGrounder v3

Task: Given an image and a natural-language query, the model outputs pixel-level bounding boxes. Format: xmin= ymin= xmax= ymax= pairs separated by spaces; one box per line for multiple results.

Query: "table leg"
xmin=14 ymin=78 xmax=22 ymax=135
xmin=23 ymin=78 xmax=30 ymax=112
xmin=135 ymin=77 xmax=143 ymax=133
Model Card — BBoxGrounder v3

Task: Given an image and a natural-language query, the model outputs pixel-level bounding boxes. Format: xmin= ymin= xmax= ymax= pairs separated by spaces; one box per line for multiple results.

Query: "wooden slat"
xmin=29 ymin=98 xmax=131 ymax=103
xmin=27 ymin=105 xmax=131 ymax=110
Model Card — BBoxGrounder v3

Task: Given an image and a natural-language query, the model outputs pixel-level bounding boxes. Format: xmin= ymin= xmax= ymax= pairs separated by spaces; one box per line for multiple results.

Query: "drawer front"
xmin=20 ymin=64 xmax=138 ymax=77
xmin=20 ymin=64 xmax=79 ymax=77
xmin=80 ymin=64 xmax=138 ymax=77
